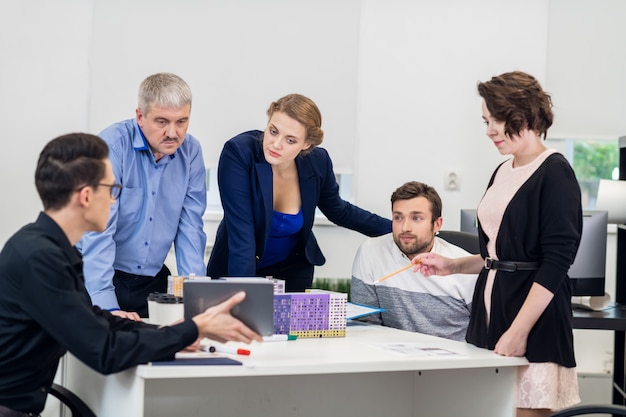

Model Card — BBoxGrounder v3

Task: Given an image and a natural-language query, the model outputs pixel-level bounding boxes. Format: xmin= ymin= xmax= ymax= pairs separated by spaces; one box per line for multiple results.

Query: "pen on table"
xmin=373 ymin=260 xmax=421 ymax=284
xmin=263 ymin=334 xmax=298 ymax=342
xmin=201 ymin=344 xmax=251 ymax=356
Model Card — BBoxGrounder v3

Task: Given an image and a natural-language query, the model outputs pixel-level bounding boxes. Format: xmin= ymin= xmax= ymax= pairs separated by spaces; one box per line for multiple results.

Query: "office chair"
xmin=549 ymin=404 xmax=626 ymax=416
xmin=49 ymin=383 xmax=96 ymax=417
xmin=437 ymin=230 xmax=480 ymax=254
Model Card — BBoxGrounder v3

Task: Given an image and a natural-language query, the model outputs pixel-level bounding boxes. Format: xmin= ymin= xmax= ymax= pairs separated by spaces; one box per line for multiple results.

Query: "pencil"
xmin=373 ymin=260 xmax=421 ymax=284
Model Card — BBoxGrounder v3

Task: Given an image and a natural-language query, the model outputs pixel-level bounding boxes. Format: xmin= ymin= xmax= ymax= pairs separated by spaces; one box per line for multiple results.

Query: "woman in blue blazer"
xmin=207 ymin=94 xmax=391 ymax=291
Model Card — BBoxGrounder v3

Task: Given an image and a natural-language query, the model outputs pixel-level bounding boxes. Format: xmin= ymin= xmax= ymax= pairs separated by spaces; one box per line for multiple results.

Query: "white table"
xmin=65 ymin=323 xmax=527 ymax=417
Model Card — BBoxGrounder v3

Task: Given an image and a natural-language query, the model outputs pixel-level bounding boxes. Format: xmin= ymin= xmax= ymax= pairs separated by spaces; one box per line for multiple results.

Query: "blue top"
xmin=79 ymin=119 xmax=207 ymax=310
xmin=207 ymin=130 xmax=391 ymax=278
xmin=256 ymin=209 xmax=304 ymax=269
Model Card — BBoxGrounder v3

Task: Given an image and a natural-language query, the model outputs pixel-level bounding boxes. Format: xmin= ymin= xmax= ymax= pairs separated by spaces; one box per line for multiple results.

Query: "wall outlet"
xmin=445 ymin=171 xmax=460 ymax=191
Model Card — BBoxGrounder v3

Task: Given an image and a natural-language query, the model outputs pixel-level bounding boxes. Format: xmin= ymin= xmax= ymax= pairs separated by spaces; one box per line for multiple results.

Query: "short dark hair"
xmin=390 ymin=181 xmax=442 ymax=221
xmin=477 ymin=71 xmax=553 ymax=139
xmin=36 ymin=133 xmax=109 ymax=211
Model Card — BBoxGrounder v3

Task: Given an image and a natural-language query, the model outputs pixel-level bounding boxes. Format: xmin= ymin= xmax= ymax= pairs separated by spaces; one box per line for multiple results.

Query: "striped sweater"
xmin=351 ymin=235 xmax=477 ymax=341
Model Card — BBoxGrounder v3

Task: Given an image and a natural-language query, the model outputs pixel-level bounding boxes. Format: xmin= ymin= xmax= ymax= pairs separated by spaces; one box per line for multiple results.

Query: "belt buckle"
xmin=484 ymin=257 xmax=494 ymax=270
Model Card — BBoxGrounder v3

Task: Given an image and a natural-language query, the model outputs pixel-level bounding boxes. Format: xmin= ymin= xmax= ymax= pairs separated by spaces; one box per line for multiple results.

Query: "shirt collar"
xmin=132 ymin=119 xmax=150 ymax=151
xmin=132 ymin=120 xmax=178 ymax=161
xmin=36 ymin=212 xmax=82 ymax=266
xmin=390 ymin=236 xmax=412 ymax=262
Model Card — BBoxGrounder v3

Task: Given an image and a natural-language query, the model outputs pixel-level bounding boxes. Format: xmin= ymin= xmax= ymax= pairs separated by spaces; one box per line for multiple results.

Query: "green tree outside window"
xmin=572 ymin=141 xmax=619 ymax=208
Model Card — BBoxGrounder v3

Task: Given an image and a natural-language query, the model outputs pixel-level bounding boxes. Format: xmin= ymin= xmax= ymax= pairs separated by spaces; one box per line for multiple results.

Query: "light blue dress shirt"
xmin=79 ymin=119 xmax=207 ymax=310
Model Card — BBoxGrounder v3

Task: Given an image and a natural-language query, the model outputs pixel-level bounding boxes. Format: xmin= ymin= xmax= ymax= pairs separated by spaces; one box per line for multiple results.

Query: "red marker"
xmin=203 ymin=344 xmax=251 ymax=356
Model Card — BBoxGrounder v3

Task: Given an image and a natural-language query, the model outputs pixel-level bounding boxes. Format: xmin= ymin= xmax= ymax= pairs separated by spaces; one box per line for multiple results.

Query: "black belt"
xmin=115 ymin=270 xmax=153 ymax=280
xmin=115 ymin=264 xmax=170 ymax=280
xmin=484 ymin=257 xmax=540 ymax=272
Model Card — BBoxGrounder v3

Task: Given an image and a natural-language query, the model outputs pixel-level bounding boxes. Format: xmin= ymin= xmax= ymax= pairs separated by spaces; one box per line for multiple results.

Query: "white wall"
xmin=2 ymin=0 xmax=626 ymax=385
xmin=547 ymin=0 xmax=626 ymax=139
xmin=544 ymin=0 xmax=626 ymax=376
xmin=356 ymin=0 xmax=549 ymax=218
xmin=0 ymin=1 xmax=93 ymax=241
xmin=3 ymin=0 xmax=624 ymax=277
xmin=87 ymin=0 xmax=362 ymax=172
xmin=315 ymin=0 xmax=551 ymax=279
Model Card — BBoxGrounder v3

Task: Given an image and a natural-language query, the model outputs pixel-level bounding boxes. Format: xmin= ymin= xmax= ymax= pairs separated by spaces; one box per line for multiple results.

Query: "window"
xmin=206 ymin=166 xmax=222 ymax=213
xmin=315 ymin=171 xmax=353 ymax=222
xmin=204 ymin=167 xmax=353 ymax=220
xmin=546 ymin=138 xmax=619 ymax=209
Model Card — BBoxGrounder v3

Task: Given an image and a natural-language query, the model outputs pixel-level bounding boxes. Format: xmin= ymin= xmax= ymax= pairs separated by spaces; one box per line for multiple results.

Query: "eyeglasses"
xmin=97 ymin=183 xmax=123 ymax=200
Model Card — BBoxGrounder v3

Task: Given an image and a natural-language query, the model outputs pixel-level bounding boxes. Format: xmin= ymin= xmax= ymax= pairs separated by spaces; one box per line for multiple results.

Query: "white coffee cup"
xmin=153 ymin=295 xmax=184 ymax=326
xmin=147 ymin=292 xmax=162 ymax=323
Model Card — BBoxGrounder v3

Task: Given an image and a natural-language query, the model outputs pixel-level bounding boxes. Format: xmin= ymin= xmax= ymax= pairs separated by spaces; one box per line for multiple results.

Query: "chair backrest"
xmin=549 ymin=404 xmax=626 ymax=416
xmin=437 ymin=230 xmax=480 ymax=254
xmin=49 ymin=383 xmax=96 ymax=417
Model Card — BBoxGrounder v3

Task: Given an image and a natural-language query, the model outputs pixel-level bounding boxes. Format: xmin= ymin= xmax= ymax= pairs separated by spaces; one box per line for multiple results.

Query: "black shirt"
xmin=0 ymin=213 xmax=198 ymax=413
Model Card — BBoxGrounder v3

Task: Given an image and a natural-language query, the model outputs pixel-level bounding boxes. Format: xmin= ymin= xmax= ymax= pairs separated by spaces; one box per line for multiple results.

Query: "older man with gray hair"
xmin=80 ymin=73 xmax=207 ymax=319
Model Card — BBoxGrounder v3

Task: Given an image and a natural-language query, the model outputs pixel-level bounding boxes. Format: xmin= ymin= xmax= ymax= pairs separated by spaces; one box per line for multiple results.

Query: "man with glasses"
xmin=79 ymin=73 xmax=207 ymax=319
xmin=98 ymin=183 xmax=123 ymax=199
xmin=0 ymin=133 xmax=260 ymax=417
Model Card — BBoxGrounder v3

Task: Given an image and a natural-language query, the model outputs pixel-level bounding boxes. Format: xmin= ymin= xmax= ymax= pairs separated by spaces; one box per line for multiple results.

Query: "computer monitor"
xmin=460 ymin=209 xmax=478 ymax=234
xmin=570 ymin=210 xmax=607 ymax=296
xmin=596 ymin=179 xmax=626 ymax=224
xmin=458 ymin=209 xmax=607 ymax=296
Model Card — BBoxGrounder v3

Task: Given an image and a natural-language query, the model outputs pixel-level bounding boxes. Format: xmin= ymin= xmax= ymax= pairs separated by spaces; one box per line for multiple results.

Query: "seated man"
xmin=351 ymin=181 xmax=477 ymax=342
xmin=0 ymin=133 xmax=261 ymax=416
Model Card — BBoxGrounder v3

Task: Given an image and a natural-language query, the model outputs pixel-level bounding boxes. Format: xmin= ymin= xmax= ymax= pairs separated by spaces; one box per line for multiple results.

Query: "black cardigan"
xmin=467 ymin=153 xmax=582 ymax=367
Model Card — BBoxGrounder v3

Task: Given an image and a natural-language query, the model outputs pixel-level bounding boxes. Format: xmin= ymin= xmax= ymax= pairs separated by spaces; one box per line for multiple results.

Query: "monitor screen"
xmin=596 ymin=179 xmax=626 ymax=224
xmin=458 ymin=209 xmax=607 ymax=296
xmin=460 ymin=209 xmax=478 ymax=234
xmin=569 ymin=210 xmax=607 ymax=296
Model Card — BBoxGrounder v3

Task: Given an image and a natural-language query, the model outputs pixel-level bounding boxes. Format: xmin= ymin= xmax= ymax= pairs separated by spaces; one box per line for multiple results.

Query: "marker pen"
xmin=262 ymin=334 xmax=298 ymax=342
xmin=202 ymin=344 xmax=251 ymax=356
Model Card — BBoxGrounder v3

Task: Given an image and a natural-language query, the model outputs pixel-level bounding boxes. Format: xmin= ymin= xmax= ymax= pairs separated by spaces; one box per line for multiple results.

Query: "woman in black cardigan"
xmin=415 ymin=71 xmax=582 ymax=417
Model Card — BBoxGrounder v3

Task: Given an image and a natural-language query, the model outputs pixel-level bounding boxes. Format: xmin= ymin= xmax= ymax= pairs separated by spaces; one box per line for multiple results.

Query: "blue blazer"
xmin=207 ymin=130 xmax=391 ymax=278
